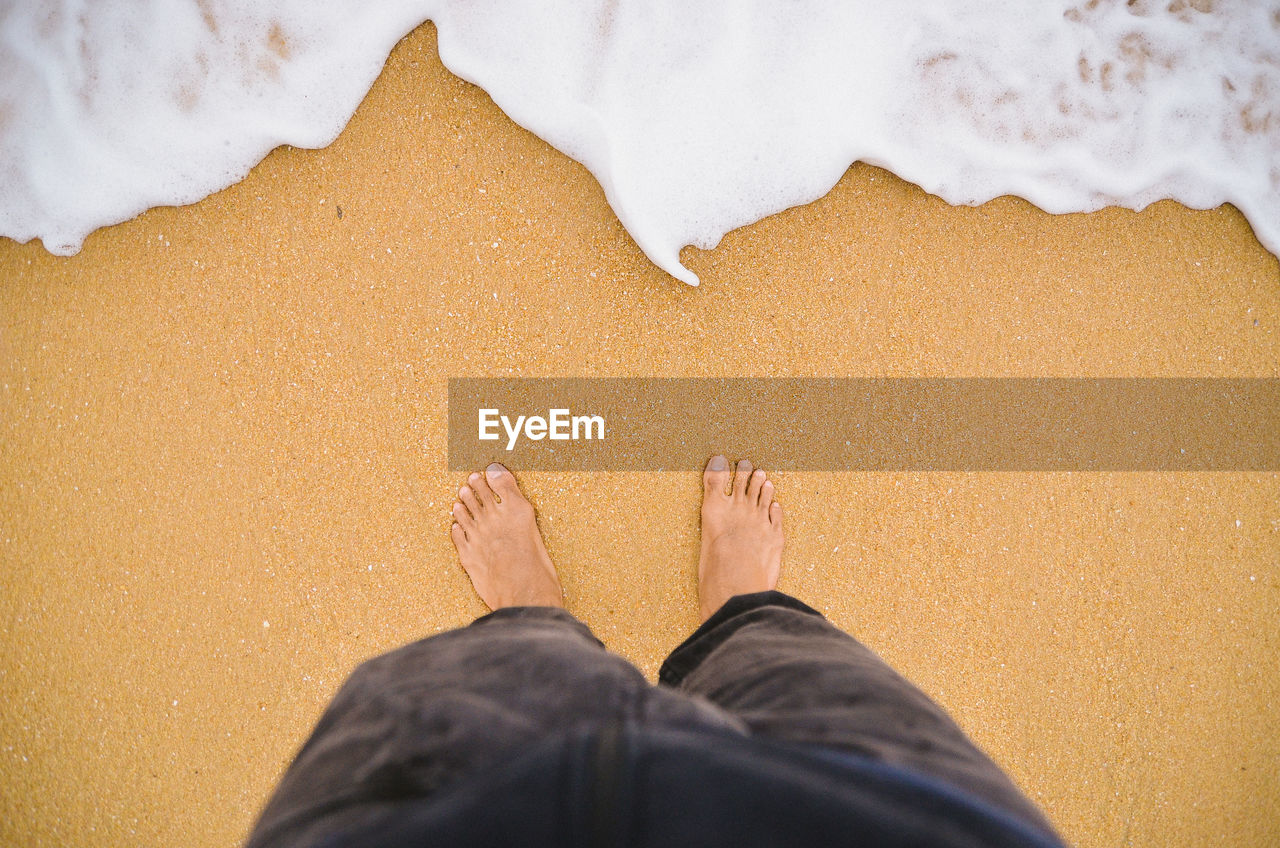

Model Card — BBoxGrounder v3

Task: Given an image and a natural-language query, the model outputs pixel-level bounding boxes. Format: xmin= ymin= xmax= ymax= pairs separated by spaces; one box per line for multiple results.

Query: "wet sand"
xmin=1 ymin=22 xmax=1277 ymax=848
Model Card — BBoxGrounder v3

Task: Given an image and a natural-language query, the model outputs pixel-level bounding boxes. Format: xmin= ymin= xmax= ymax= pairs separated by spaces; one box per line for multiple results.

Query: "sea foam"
xmin=2 ymin=1 xmax=1277 ymax=284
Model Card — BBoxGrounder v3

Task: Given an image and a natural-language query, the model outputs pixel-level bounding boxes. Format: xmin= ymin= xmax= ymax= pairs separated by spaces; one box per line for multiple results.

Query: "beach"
xmin=1 ymin=22 xmax=1277 ymax=847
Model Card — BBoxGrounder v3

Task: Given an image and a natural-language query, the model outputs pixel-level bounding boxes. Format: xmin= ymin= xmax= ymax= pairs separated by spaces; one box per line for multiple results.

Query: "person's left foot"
xmin=450 ymin=463 xmax=564 ymax=610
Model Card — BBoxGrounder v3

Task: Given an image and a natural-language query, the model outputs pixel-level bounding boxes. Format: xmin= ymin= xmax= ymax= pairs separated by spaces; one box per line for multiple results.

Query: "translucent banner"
xmin=447 ymin=378 xmax=1279 ymax=471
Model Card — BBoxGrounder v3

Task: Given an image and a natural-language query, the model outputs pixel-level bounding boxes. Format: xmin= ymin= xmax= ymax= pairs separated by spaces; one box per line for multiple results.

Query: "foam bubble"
xmin=2 ymin=1 xmax=1277 ymax=284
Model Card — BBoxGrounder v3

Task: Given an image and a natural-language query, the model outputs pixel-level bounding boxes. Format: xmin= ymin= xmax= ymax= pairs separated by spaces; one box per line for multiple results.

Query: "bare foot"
xmin=449 ymin=463 xmax=564 ymax=610
xmin=697 ymin=455 xmax=784 ymax=621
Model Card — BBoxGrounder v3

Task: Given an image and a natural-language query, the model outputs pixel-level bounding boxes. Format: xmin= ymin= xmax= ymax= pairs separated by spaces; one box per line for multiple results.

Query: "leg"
xmin=248 ymin=464 xmax=732 ymax=847
xmin=658 ymin=456 xmax=1056 ymax=835
xmin=248 ymin=606 xmax=655 ymax=848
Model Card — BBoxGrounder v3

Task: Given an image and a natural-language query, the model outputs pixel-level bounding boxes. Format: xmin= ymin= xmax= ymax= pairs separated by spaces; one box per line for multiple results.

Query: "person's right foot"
xmin=697 ymin=456 xmax=783 ymax=621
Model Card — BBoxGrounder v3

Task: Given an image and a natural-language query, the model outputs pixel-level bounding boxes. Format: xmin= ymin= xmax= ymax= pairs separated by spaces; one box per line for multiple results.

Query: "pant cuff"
xmin=469 ymin=605 xmax=604 ymax=648
xmin=658 ymin=590 xmax=823 ymax=687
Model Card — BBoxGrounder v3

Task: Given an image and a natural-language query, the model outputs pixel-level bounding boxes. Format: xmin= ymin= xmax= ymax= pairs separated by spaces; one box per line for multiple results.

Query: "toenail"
xmin=485 ymin=463 xmax=506 ymax=480
xmin=708 ymin=455 xmax=727 ymax=471
xmin=738 ymin=460 xmax=751 ymax=469
xmin=753 ymin=469 xmax=765 ymax=477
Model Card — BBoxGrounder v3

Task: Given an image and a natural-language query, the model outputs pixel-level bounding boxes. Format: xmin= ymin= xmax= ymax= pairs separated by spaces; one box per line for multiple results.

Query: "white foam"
xmin=2 ymin=1 xmax=1277 ymax=284
xmin=0 ymin=1 xmax=428 ymax=254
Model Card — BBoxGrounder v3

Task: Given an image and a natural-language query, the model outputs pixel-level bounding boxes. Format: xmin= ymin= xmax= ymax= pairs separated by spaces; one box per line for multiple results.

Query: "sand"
xmin=1 ymin=22 xmax=1277 ymax=848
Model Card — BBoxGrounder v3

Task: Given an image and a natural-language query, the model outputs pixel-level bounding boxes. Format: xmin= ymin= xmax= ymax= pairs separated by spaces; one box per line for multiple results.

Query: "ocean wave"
xmin=2 ymin=0 xmax=1276 ymax=284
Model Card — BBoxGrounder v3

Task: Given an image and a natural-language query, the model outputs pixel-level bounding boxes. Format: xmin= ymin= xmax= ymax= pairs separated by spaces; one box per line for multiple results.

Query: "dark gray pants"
xmin=246 ymin=592 xmax=1055 ymax=846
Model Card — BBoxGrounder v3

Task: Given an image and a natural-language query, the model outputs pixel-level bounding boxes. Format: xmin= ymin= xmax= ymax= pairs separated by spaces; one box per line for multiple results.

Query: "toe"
xmin=469 ymin=471 xmax=496 ymax=507
xmin=459 ymin=485 xmax=482 ymax=516
xmin=449 ymin=522 xmax=468 ymax=549
xmin=759 ymin=480 xmax=775 ymax=508
xmin=747 ymin=468 xmax=766 ymax=501
xmin=703 ymin=454 xmax=730 ymax=496
xmin=769 ymin=501 xmax=783 ymax=529
xmin=733 ymin=459 xmax=754 ymax=497
xmin=484 ymin=462 xmax=521 ymax=504
xmin=452 ymin=501 xmax=474 ymax=527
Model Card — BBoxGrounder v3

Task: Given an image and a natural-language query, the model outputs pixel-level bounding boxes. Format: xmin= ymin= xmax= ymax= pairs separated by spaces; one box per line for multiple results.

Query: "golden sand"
xmin=1 ymin=22 xmax=1277 ymax=847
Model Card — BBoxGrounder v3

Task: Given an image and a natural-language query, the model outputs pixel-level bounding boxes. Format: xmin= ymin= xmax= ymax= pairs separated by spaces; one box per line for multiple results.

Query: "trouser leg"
xmin=659 ymin=591 xmax=1057 ymax=836
xmin=247 ymin=606 xmax=735 ymax=848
